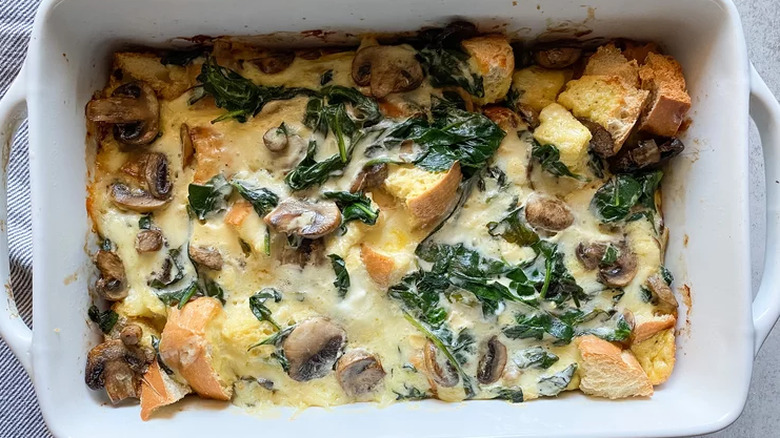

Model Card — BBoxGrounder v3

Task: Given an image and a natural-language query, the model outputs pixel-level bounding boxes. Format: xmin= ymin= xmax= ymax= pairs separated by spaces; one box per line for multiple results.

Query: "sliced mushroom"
xmin=533 ymin=47 xmax=582 ymax=69
xmin=120 ymin=324 xmax=143 ymax=346
xmin=95 ymin=250 xmax=127 ymax=301
xmin=477 ymin=336 xmax=507 ymax=384
xmin=579 ymin=118 xmax=616 ymax=158
xmin=483 ymin=106 xmax=521 ymax=131
xmin=576 ymin=242 xmax=608 ymax=270
xmin=135 ymin=229 xmax=163 ymax=253
xmin=265 ymin=198 xmax=342 ymax=239
xmin=423 ymin=339 xmax=459 ymax=388
xmin=336 ymin=349 xmax=386 ymax=397
xmin=180 ymin=123 xmax=195 ymax=168
xmin=524 ymin=194 xmax=574 ymax=233
xmin=645 ymin=274 xmax=679 ymax=315
xmin=515 ymin=103 xmax=540 ymax=129
xmin=110 ymin=182 xmax=169 ymax=213
xmin=349 ymin=163 xmax=388 ymax=193
xmin=283 ymin=317 xmax=347 ymax=382
xmin=280 ymin=238 xmax=325 ymax=267
xmin=143 ymin=152 xmax=172 ymax=200
xmin=609 ymin=137 xmax=685 ymax=173
xmin=86 ymin=81 xmax=160 ymax=146
xmin=252 ymin=51 xmax=295 ymax=74
xmin=598 ymin=243 xmax=638 ymax=287
xmin=188 ymin=245 xmax=223 ymax=271
xmin=85 ymin=339 xmax=154 ymax=403
xmin=263 ymin=125 xmax=288 ymax=152
xmin=351 ymin=45 xmax=424 ymax=99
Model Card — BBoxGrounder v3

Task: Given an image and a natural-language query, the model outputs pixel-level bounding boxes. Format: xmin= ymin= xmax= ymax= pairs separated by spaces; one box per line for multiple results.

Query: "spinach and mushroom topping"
xmin=87 ymin=305 xmax=119 ymax=334
xmin=188 ymin=174 xmax=233 ymax=220
xmin=512 ymin=346 xmax=559 ymax=370
xmin=151 ymin=246 xmax=227 ymax=308
xmin=416 ymin=21 xmax=484 ymax=98
xmin=86 ymin=81 xmax=160 ymax=146
xmin=323 ymin=191 xmax=379 ymax=226
xmin=591 ymin=171 xmax=663 ymax=223
xmin=533 ymin=46 xmax=582 ymax=69
xmin=264 ymin=198 xmax=342 ymax=239
xmin=524 ymin=194 xmax=575 ymax=233
xmin=336 ymin=349 xmax=386 ymax=397
xmin=94 ymin=249 xmax=127 ymax=301
xmin=531 ymin=141 xmax=583 ymax=180
xmin=476 ymin=336 xmax=507 ymax=384
xmin=84 ymin=336 xmax=154 ymax=403
xmin=282 ymin=317 xmax=347 ymax=382
xmin=284 ymin=140 xmax=354 ymax=191
xmin=249 ymin=288 xmax=283 ymax=331
xmin=328 ymin=254 xmax=350 ymax=298
xmin=537 ymin=363 xmax=577 ymax=397
xmin=609 ymin=137 xmax=685 ymax=173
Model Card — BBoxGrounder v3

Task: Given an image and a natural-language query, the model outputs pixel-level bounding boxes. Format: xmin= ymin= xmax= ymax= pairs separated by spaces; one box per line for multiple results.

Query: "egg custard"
xmin=83 ymin=23 xmax=690 ymax=419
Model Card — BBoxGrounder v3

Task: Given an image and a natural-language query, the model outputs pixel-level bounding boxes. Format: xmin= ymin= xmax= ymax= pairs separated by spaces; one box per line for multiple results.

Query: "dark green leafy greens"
xmin=537 ymin=363 xmax=577 ymax=396
xmin=285 ymin=140 xmax=352 ymax=191
xmin=156 ymin=282 xmax=200 ymax=309
xmin=492 ymin=388 xmax=524 ymax=403
xmin=512 ymin=346 xmax=559 ymax=370
xmin=231 ymin=181 xmax=279 ymax=217
xmin=197 ymin=57 xmax=313 ymax=123
xmin=417 ymin=25 xmax=484 ymax=97
xmin=661 ymin=266 xmax=674 ymax=285
xmin=249 ymin=288 xmax=283 ymax=330
xmin=323 ymin=191 xmax=379 ymax=226
xmin=188 ymin=174 xmax=232 ymax=220
xmin=591 ymin=171 xmax=663 ymax=223
xmin=138 ymin=214 xmax=152 ymax=230
xmin=149 ymin=248 xmax=186 ymax=289
xmin=87 ymin=305 xmax=118 ymax=334
xmin=328 ymin=254 xmax=350 ymax=298
xmin=579 ymin=313 xmax=632 ymax=342
xmin=531 ymin=141 xmax=582 ymax=180
xmin=393 ymin=385 xmax=429 ymax=400
xmin=503 ymin=311 xmax=575 ymax=344
xmin=320 ymin=69 xmax=333 ymax=86
xmin=487 ymin=207 xmax=540 ymax=247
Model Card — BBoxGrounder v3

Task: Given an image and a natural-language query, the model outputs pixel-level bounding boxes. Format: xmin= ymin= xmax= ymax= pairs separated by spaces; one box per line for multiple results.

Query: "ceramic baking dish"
xmin=1 ymin=0 xmax=779 ymax=436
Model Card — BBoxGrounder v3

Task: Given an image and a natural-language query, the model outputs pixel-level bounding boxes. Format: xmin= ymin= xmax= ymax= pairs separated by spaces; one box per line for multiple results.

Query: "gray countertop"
xmin=0 ymin=0 xmax=778 ymax=436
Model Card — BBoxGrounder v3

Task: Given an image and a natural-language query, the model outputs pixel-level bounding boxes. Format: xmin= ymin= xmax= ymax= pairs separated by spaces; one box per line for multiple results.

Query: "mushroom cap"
xmin=95 ymin=250 xmax=127 ymax=301
xmin=645 ymin=274 xmax=678 ymax=315
xmin=598 ymin=243 xmax=638 ymax=287
xmin=283 ymin=317 xmax=347 ymax=382
xmin=576 ymin=242 xmax=608 ymax=271
xmin=143 ymin=152 xmax=172 ymax=200
xmin=524 ymin=194 xmax=574 ymax=233
xmin=179 ymin=123 xmax=195 ymax=169
xmin=476 ymin=336 xmax=507 ymax=384
xmin=110 ymin=182 xmax=169 ymax=213
xmin=533 ymin=47 xmax=582 ymax=69
xmin=85 ymin=339 xmax=154 ymax=403
xmin=264 ymin=198 xmax=342 ymax=239
xmin=188 ymin=245 xmax=224 ymax=271
xmin=351 ymin=45 xmax=424 ymax=99
xmin=423 ymin=339 xmax=459 ymax=388
xmin=135 ymin=229 xmax=163 ymax=253
xmin=349 ymin=163 xmax=388 ymax=193
xmin=86 ymin=81 xmax=160 ymax=146
xmin=336 ymin=349 xmax=386 ymax=397
xmin=579 ymin=118 xmax=616 ymax=158
xmin=263 ymin=125 xmax=289 ymax=152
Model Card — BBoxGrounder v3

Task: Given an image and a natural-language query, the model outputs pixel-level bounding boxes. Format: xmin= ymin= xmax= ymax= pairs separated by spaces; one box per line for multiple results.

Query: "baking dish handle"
xmin=750 ymin=64 xmax=780 ymax=355
xmin=0 ymin=66 xmax=32 ymax=374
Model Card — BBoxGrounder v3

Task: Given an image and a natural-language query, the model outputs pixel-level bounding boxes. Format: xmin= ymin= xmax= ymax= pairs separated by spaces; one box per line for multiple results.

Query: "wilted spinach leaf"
xmin=487 ymin=207 xmax=540 ymax=247
xmin=591 ymin=171 xmax=663 ymax=223
xmin=512 ymin=346 xmax=559 ymax=370
xmin=328 ymin=254 xmax=350 ymax=297
xmin=661 ymin=266 xmax=674 ymax=285
xmin=417 ymin=25 xmax=484 ymax=97
xmin=492 ymin=388 xmax=524 ymax=403
xmin=156 ymin=282 xmax=200 ymax=309
xmin=537 ymin=363 xmax=577 ymax=396
xmin=503 ymin=311 xmax=574 ymax=344
xmin=231 ymin=181 xmax=279 ymax=217
xmin=285 ymin=140 xmax=352 ymax=191
xmin=320 ymin=69 xmax=333 ymax=86
xmin=88 ymin=305 xmax=118 ymax=334
xmin=394 ymin=385 xmax=430 ymax=400
xmin=579 ymin=313 xmax=632 ymax=342
xmin=531 ymin=141 xmax=582 ymax=180
xmin=138 ymin=214 xmax=152 ymax=230
xmin=323 ymin=191 xmax=379 ymax=226
xmin=149 ymin=248 xmax=186 ymax=289
xmin=249 ymin=288 xmax=283 ymax=330
xmin=188 ymin=174 xmax=232 ymax=220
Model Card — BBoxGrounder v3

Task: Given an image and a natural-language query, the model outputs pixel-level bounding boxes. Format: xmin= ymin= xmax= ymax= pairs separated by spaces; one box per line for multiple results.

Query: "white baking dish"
xmin=1 ymin=0 xmax=779 ymax=436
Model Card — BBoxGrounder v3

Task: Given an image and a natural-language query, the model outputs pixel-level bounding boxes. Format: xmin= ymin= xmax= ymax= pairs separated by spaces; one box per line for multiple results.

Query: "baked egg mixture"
xmin=83 ymin=22 xmax=690 ymax=420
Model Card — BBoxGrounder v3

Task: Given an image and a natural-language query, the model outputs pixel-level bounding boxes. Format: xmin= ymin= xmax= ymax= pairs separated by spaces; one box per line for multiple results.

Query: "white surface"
xmin=0 ymin=0 xmax=776 ymax=436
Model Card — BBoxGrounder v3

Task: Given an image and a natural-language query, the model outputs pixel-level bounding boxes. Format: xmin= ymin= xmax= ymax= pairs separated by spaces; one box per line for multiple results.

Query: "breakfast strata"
xmin=83 ymin=22 xmax=689 ymax=419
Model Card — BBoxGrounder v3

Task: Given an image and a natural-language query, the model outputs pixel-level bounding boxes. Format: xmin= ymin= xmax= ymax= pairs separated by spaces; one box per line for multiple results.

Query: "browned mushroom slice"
xmin=578 ymin=118 xmax=616 ymax=158
xmin=263 ymin=125 xmax=289 ymax=152
xmin=598 ymin=243 xmax=638 ymax=287
xmin=95 ymin=250 xmax=127 ymax=301
xmin=86 ymin=81 xmax=160 ymax=146
xmin=336 ymin=349 xmax=386 ymax=397
xmin=477 ymin=336 xmax=507 ymax=384
xmin=265 ymin=199 xmax=342 ymax=239
xmin=188 ymin=245 xmax=223 ymax=271
xmin=576 ymin=242 xmax=608 ymax=270
xmin=143 ymin=152 xmax=172 ymax=200
xmin=533 ymin=47 xmax=582 ymax=69
xmin=135 ymin=229 xmax=163 ymax=253
xmin=645 ymin=274 xmax=679 ymax=315
xmin=280 ymin=238 xmax=325 ymax=267
xmin=252 ymin=51 xmax=295 ymax=74
xmin=283 ymin=317 xmax=347 ymax=382
xmin=180 ymin=123 xmax=195 ymax=169
xmin=423 ymin=339 xmax=459 ymax=388
xmin=524 ymin=194 xmax=574 ymax=233
xmin=482 ymin=106 xmax=521 ymax=132
xmin=110 ymin=182 xmax=169 ymax=213
xmin=609 ymin=138 xmax=685 ymax=173
xmin=349 ymin=163 xmax=388 ymax=193
xmin=351 ymin=45 xmax=424 ymax=99
xmin=120 ymin=324 xmax=143 ymax=346
xmin=85 ymin=339 xmax=154 ymax=403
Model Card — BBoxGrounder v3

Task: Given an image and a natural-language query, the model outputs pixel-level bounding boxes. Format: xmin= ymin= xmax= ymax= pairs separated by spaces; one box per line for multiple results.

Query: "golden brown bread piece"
xmin=632 ymin=314 xmax=676 ymax=344
xmin=360 ymin=245 xmax=396 ymax=288
xmin=139 ymin=360 xmax=191 ymax=420
xmin=638 ymin=53 xmax=692 ymax=137
xmin=583 ymin=43 xmax=641 ymax=87
xmin=631 ymin=328 xmax=676 ymax=385
xmin=188 ymin=126 xmax=229 ymax=183
xmin=159 ymin=298 xmax=232 ymax=401
xmin=384 ymin=162 xmax=462 ymax=228
xmin=461 ymin=35 xmax=515 ymax=105
xmin=576 ymin=335 xmax=653 ymax=399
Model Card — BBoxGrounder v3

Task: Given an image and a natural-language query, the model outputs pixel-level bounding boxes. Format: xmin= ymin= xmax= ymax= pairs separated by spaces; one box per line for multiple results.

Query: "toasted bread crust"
xmin=633 ymin=314 xmax=676 ymax=344
xmin=360 ymin=245 xmax=396 ymax=288
xmin=139 ymin=360 xmax=191 ymax=420
xmin=159 ymin=298 xmax=232 ymax=401
xmin=638 ymin=53 xmax=691 ymax=137
xmin=225 ymin=200 xmax=253 ymax=227
xmin=461 ymin=35 xmax=514 ymax=104
xmin=189 ymin=126 xmax=229 ymax=183
xmin=577 ymin=335 xmax=653 ymax=399
xmin=584 ymin=43 xmax=640 ymax=87
xmin=406 ymin=162 xmax=462 ymax=227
